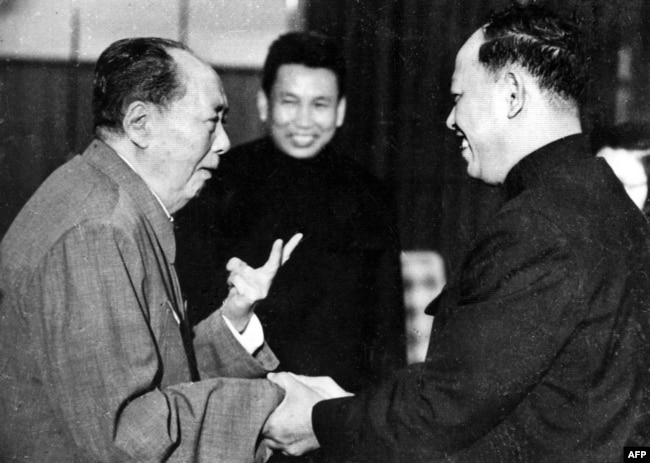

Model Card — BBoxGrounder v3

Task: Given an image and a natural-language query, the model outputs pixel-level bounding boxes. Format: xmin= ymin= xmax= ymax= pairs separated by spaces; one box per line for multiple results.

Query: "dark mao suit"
xmin=175 ymin=137 xmax=406 ymax=393
xmin=312 ymin=135 xmax=650 ymax=462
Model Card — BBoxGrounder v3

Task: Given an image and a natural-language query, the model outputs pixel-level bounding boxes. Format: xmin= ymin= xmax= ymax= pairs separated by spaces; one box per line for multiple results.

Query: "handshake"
xmin=263 ymin=372 xmax=354 ymax=457
xmin=220 ymin=233 xmax=354 ymax=456
xmin=221 ymin=234 xmax=354 ymax=456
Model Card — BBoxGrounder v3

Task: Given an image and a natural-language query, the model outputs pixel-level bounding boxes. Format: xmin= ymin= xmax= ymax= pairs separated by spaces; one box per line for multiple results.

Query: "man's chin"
xmin=465 ymin=165 xmax=483 ymax=181
xmin=182 ymin=181 xmax=208 ymax=206
xmin=193 ymin=183 xmax=208 ymax=198
xmin=284 ymin=145 xmax=321 ymax=159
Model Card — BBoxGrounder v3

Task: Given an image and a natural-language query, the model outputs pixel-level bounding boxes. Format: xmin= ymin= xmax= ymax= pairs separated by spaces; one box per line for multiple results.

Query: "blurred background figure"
xmin=175 ymin=31 xmax=407 ymax=462
xmin=592 ymin=122 xmax=650 ymax=217
xmin=400 ymin=251 xmax=446 ymax=364
xmin=175 ymin=30 xmax=406 ymax=395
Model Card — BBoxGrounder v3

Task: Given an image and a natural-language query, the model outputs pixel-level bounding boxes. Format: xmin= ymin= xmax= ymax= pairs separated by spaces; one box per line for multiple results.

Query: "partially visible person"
xmin=0 ymin=37 xmax=301 ymax=462
xmin=175 ymin=31 xmax=406 ymax=396
xmin=400 ymin=250 xmax=446 ymax=364
xmin=262 ymin=5 xmax=650 ymax=462
xmin=592 ymin=122 xmax=650 ymax=216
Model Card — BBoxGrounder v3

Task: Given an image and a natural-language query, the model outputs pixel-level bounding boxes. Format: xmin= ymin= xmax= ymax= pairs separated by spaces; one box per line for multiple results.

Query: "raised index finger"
xmin=281 ymin=233 xmax=303 ymax=265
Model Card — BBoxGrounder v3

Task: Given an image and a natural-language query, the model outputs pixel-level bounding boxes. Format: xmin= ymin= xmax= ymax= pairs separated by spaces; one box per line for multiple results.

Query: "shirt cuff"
xmin=221 ymin=313 xmax=265 ymax=354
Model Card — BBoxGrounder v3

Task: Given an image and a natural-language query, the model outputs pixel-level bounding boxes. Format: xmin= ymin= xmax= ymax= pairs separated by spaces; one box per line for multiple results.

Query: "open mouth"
xmin=290 ymin=134 xmax=316 ymax=147
xmin=455 ymin=132 xmax=468 ymax=153
xmin=197 ymin=166 xmax=216 ymax=178
xmin=201 ymin=158 xmax=220 ymax=171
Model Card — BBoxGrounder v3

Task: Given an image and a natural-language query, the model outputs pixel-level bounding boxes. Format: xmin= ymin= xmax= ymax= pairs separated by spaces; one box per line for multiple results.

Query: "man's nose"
xmin=295 ymin=104 xmax=312 ymax=127
xmin=212 ymin=124 xmax=231 ymax=155
xmin=445 ymin=108 xmax=456 ymax=131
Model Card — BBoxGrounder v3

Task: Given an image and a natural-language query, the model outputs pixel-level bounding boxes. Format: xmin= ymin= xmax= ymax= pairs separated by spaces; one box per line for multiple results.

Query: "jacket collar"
xmin=503 ymin=134 xmax=591 ymax=200
xmin=261 ymin=136 xmax=340 ymax=168
xmin=82 ymin=139 xmax=177 ymax=264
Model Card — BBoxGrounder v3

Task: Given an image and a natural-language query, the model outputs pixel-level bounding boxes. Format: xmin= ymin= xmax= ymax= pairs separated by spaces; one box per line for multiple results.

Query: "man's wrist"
xmin=221 ymin=295 xmax=254 ymax=332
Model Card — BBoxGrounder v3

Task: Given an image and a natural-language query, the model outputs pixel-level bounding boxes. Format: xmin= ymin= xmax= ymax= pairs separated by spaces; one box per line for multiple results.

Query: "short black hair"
xmin=261 ymin=31 xmax=346 ymax=99
xmin=479 ymin=4 xmax=588 ymax=105
xmin=92 ymin=37 xmax=192 ymax=135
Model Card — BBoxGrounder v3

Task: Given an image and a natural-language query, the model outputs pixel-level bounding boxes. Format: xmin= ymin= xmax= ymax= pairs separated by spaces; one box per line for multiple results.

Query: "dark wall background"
xmin=2 ymin=0 xmax=650 ymax=271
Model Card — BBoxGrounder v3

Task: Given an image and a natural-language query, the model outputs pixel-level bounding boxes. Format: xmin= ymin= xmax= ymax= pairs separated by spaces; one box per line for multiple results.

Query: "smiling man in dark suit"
xmin=263 ymin=5 xmax=650 ymax=462
xmin=175 ymin=31 xmax=405 ymax=400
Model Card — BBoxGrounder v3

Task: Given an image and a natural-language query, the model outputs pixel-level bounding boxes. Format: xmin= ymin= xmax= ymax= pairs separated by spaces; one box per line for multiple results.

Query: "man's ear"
xmin=122 ymin=101 xmax=152 ymax=149
xmin=336 ymin=96 xmax=347 ymax=127
xmin=256 ymin=90 xmax=269 ymax=123
xmin=504 ymin=70 xmax=525 ymax=119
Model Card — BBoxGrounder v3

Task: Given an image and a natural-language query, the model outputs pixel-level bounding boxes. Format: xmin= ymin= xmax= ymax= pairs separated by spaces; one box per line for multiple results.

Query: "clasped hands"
xmin=263 ymin=372 xmax=353 ymax=457
xmin=221 ymin=233 xmax=354 ymax=457
xmin=222 ymin=233 xmax=302 ymax=332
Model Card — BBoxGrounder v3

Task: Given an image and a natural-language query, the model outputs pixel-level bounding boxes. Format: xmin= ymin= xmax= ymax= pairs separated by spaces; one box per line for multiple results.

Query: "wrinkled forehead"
xmin=199 ymin=73 xmax=228 ymax=113
xmin=450 ymin=28 xmax=487 ymax=88
xmin=207 ymin=71 xmax=228 ymax=106
xmin=171 ymin=49 xmax=228 ymax=108
xmin=455 ymin=29 xmax=485 ymax=70
xmin=274 ymin=64 xmax=339 ymax=93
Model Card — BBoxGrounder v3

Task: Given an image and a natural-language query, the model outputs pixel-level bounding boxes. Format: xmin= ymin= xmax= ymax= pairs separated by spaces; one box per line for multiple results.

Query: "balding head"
xmin=92 ymin=37 xmax=194 ymax=138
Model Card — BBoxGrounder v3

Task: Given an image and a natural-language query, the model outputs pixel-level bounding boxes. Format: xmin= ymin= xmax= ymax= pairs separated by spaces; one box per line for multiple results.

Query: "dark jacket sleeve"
xmin=312 ymin=208 xmax=582 ymax=461
xmin=368 ymin=231 xmax=407 ymax=379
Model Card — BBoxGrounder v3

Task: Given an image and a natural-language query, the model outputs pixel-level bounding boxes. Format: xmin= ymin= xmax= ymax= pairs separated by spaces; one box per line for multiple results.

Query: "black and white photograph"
xmin=1 ymin=1 xmax=650 ymax=461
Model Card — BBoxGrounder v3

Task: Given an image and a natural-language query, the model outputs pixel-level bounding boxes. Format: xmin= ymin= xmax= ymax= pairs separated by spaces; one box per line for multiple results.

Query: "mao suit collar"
xmin=504 ymin=134 xmax=591 ymax=200
xmin=82 ymin=138 xmax=177 ymax=264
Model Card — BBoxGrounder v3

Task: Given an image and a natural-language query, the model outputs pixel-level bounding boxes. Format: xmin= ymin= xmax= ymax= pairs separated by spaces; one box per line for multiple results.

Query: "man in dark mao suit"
xmin=175 ymin=32 xmax=405 ymax=394
xmin=262 ymin=5 xmax=650 ymax=462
